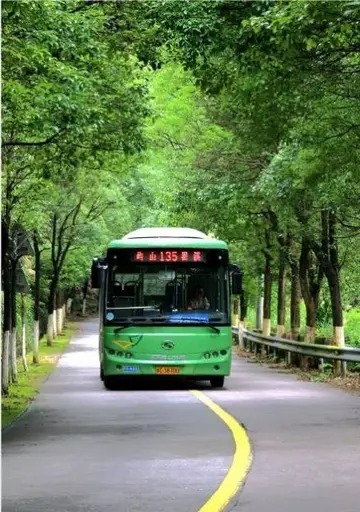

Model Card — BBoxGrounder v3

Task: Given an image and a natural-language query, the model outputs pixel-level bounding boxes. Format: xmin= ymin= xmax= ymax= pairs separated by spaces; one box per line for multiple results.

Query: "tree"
xmin=2 ymin=0 xmax=149 ymax=391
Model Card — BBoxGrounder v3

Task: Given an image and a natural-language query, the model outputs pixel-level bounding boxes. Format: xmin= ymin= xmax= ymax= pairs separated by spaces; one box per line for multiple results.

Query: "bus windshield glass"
xmin=105 ymin=264 xmax=229 ymax=325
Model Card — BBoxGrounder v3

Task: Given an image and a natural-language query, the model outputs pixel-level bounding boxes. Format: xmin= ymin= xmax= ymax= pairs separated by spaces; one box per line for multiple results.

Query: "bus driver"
xmin=188 ymin=288 xmax=210 ymax=310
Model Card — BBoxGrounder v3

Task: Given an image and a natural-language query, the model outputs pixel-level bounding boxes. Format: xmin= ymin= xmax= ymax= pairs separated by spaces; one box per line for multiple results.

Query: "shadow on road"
xmin=100 ymin=375 xmax=215 ymax=391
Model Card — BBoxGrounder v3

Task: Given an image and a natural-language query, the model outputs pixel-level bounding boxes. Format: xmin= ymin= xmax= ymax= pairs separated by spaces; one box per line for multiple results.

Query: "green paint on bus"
xmin=92 ymin=228 xmax=242 ymax=389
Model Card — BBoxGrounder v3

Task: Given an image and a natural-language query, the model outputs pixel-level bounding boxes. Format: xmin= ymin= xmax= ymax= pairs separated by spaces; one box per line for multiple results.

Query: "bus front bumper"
xmin=102 ymin=353 xmax=231 ymax=377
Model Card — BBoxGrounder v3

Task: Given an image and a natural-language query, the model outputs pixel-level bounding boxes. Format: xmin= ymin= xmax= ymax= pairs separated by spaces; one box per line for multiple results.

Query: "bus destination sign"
xmin=131 ymin=249 xmax=206 ymax=263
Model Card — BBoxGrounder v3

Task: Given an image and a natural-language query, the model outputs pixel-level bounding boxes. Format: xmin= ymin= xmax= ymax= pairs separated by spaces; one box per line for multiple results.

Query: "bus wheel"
xmin=104 ymin=376 xmax=118 ymax=390
xmin=210 ymin=376 xmax=225 ymax=388
xmin=100 ymin=367 xmax=104 ymax=381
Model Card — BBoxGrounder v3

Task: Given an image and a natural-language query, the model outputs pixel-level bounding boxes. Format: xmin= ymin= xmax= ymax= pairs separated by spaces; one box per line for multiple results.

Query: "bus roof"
xmin=108 ymin=227 xmax=228 ymax=249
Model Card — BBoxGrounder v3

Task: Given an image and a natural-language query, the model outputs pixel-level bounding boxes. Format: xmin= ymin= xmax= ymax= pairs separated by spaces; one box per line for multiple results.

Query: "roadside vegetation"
xmin=2 ymin=0 xmax=359 ymax=399
xmin=1 ymin=322 xmax=78 ymax=429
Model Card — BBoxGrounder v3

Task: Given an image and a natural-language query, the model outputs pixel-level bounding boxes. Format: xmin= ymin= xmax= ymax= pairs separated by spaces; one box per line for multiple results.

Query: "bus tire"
xmin=100 ymin=367 xmax=104 ymax=381
xmin=104 ymin=376 xmax=118 ymax=390
xmin=210 ymin=376 xmax=225 ymax=388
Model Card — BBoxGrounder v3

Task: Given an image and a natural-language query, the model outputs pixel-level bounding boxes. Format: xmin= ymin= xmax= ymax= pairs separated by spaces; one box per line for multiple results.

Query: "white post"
xmin=334 ymin=326 xmax=346 ymax=377
xmin=47 ymin=313 xmax=54 ymax=345
xmin=276 ymin=325 xmax=285 ymax=337
xmin=82 ymin=298 xmax=87 ymax=316
xmin=53 ymin=308 xmax=57 ymax=337
xmin=262 ymin=318 xmax=271 ymax=337
xmin=256 ymin=297 xmax=264 ymax=331
xmin=66 ymin=298 xmax=73 ymax=314
xmin=57 ymin=306 xmax=63 ymax=334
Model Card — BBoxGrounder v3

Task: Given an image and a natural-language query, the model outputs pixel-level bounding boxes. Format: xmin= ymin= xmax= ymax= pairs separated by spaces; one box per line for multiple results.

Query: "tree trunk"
xmin=10 ymin=261 xmax=18 ymax=383
xmin=56 ymin=289 xmax=63 ymax=334
xmin=309 ymin=211 xmax=345 ymax=345
xmin=1 ymin=255 xmax=12 ymax=394
xmin=47 ymin=278 xmax=57 ymax=346
xmin=320 ymin=210 xmax=345 ymax=375
xmin=21 ymin=294 xmax=28 ymax=372
xmin=240 ymin=289 xmax=248 ymax=328
xmin=256 ymin=296 xmax=264 ymax=331
xmin=47 ymin=314 xmax=54 ymax=346
xmin=276 ymin=249 xmax=287 ymax=337
xmin=53 ymin=308 xmax=58 ymax=338
xmin=290 ymin=262 xmax=301 ymax=339
xmin=323 ymin=211 xmax=344 ymax=347
xmin=299 ymin=238 xmax=321 ymax=343
xmin=57 ymin=305 xmax=63 ymax=334
xmin=263 ymin=256 xmax=272 ymax=337
xmin=82 ymin=279 xmax=89 ymax=316
xmin=1 ymin=331 xmax=10 ymax=395
xmin=47 ymin=204 xmax=82 ymax=340
xmin=33 ymin=319 xmax=40 ymax=364
xmin=311 ymin=210 xmax=345 ymax=375
xmin=66 ymin=298 xmax=73 ymax=314
xmin=327 ymin=269 xmax=344 ymax=346
xmin=33 ymin=235 xmax=41 ymax=364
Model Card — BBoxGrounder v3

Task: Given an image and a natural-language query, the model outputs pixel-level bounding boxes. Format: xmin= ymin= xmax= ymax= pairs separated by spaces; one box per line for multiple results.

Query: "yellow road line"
xmin=190 ymin=390 xmax=252 ymax=512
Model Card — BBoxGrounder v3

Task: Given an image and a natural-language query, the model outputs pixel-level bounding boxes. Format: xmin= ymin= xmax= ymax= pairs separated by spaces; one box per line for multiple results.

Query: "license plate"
xmin=155 ymin=366 xmax=180 ymax=375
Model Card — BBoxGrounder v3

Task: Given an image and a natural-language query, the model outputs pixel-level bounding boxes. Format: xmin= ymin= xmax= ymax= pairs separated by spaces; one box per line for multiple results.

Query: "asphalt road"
xmin=2 ymin=319 xmax=360 ymax=512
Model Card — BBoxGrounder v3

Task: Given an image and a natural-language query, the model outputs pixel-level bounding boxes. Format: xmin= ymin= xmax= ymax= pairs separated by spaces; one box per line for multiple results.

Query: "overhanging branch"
xmin=2 ymin=130 xmax=64 ymax=148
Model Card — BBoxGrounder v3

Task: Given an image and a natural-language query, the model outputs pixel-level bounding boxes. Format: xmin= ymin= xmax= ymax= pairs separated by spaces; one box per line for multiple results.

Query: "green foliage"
xmin=2 ymin=0 xmax=150 ymax=323
xmin=344 ymin=308 xmax=360 ymax=347
xmin=120 ymin=1 xmax=360 ymax=345
xmin=2 ymin=0 xmax=360 ymax=359
xmin=2 ymin=0 xmax=148 ymax=154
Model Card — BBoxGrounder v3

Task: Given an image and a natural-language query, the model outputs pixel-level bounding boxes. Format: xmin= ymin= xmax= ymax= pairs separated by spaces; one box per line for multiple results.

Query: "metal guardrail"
xmin=232 ymin=326 xmax=360 ymax=364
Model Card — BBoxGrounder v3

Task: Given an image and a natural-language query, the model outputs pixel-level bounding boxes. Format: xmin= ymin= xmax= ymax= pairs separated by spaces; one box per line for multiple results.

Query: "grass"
xmin=1 ymin=321 xmax=78 ymax=430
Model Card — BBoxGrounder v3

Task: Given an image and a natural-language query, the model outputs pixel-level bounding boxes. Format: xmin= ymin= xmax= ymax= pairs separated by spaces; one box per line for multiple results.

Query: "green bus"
xmin=91 ymin=227 xmax=242 ymax=390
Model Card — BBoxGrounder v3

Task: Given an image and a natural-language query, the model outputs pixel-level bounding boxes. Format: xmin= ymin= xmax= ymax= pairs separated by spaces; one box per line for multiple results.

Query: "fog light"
xmin=214 ymin=365 xmax=220 ymax=370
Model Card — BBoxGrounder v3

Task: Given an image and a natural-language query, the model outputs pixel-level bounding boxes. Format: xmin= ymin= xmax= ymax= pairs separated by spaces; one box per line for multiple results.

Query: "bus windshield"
xmin=105 ymin=264 xmax=229 ymax=325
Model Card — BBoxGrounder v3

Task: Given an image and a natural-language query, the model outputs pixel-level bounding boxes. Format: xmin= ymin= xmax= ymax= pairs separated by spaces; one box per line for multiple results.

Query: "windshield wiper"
xmin=107 ymin=306 xmax=159 ymax=311
xmin=114 ymin=324 xmax=134 ymax=334
xmin=206 ymin=324 xmax=220 ymax=334
xmin=189 ymin=319 xmax=221 ymax=334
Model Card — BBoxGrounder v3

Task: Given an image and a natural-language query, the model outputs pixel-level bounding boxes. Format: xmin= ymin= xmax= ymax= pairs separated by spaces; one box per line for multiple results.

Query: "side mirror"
xmin=231 ymin=272 xmax=242 ymax=295
xmin=91 ymin=258 xmax=105 ymax=289
xmin=230 ymin=264 xmax=243 ymax=295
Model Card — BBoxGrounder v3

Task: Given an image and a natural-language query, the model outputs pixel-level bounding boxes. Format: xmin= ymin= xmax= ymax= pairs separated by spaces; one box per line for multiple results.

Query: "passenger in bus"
xmin=188 ymin=288 xmax=210 ymax=310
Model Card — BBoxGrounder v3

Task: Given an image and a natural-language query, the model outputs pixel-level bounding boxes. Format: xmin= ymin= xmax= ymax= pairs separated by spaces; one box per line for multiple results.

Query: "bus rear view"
xmin=91 ymin=228 xmax=242 ymax=390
